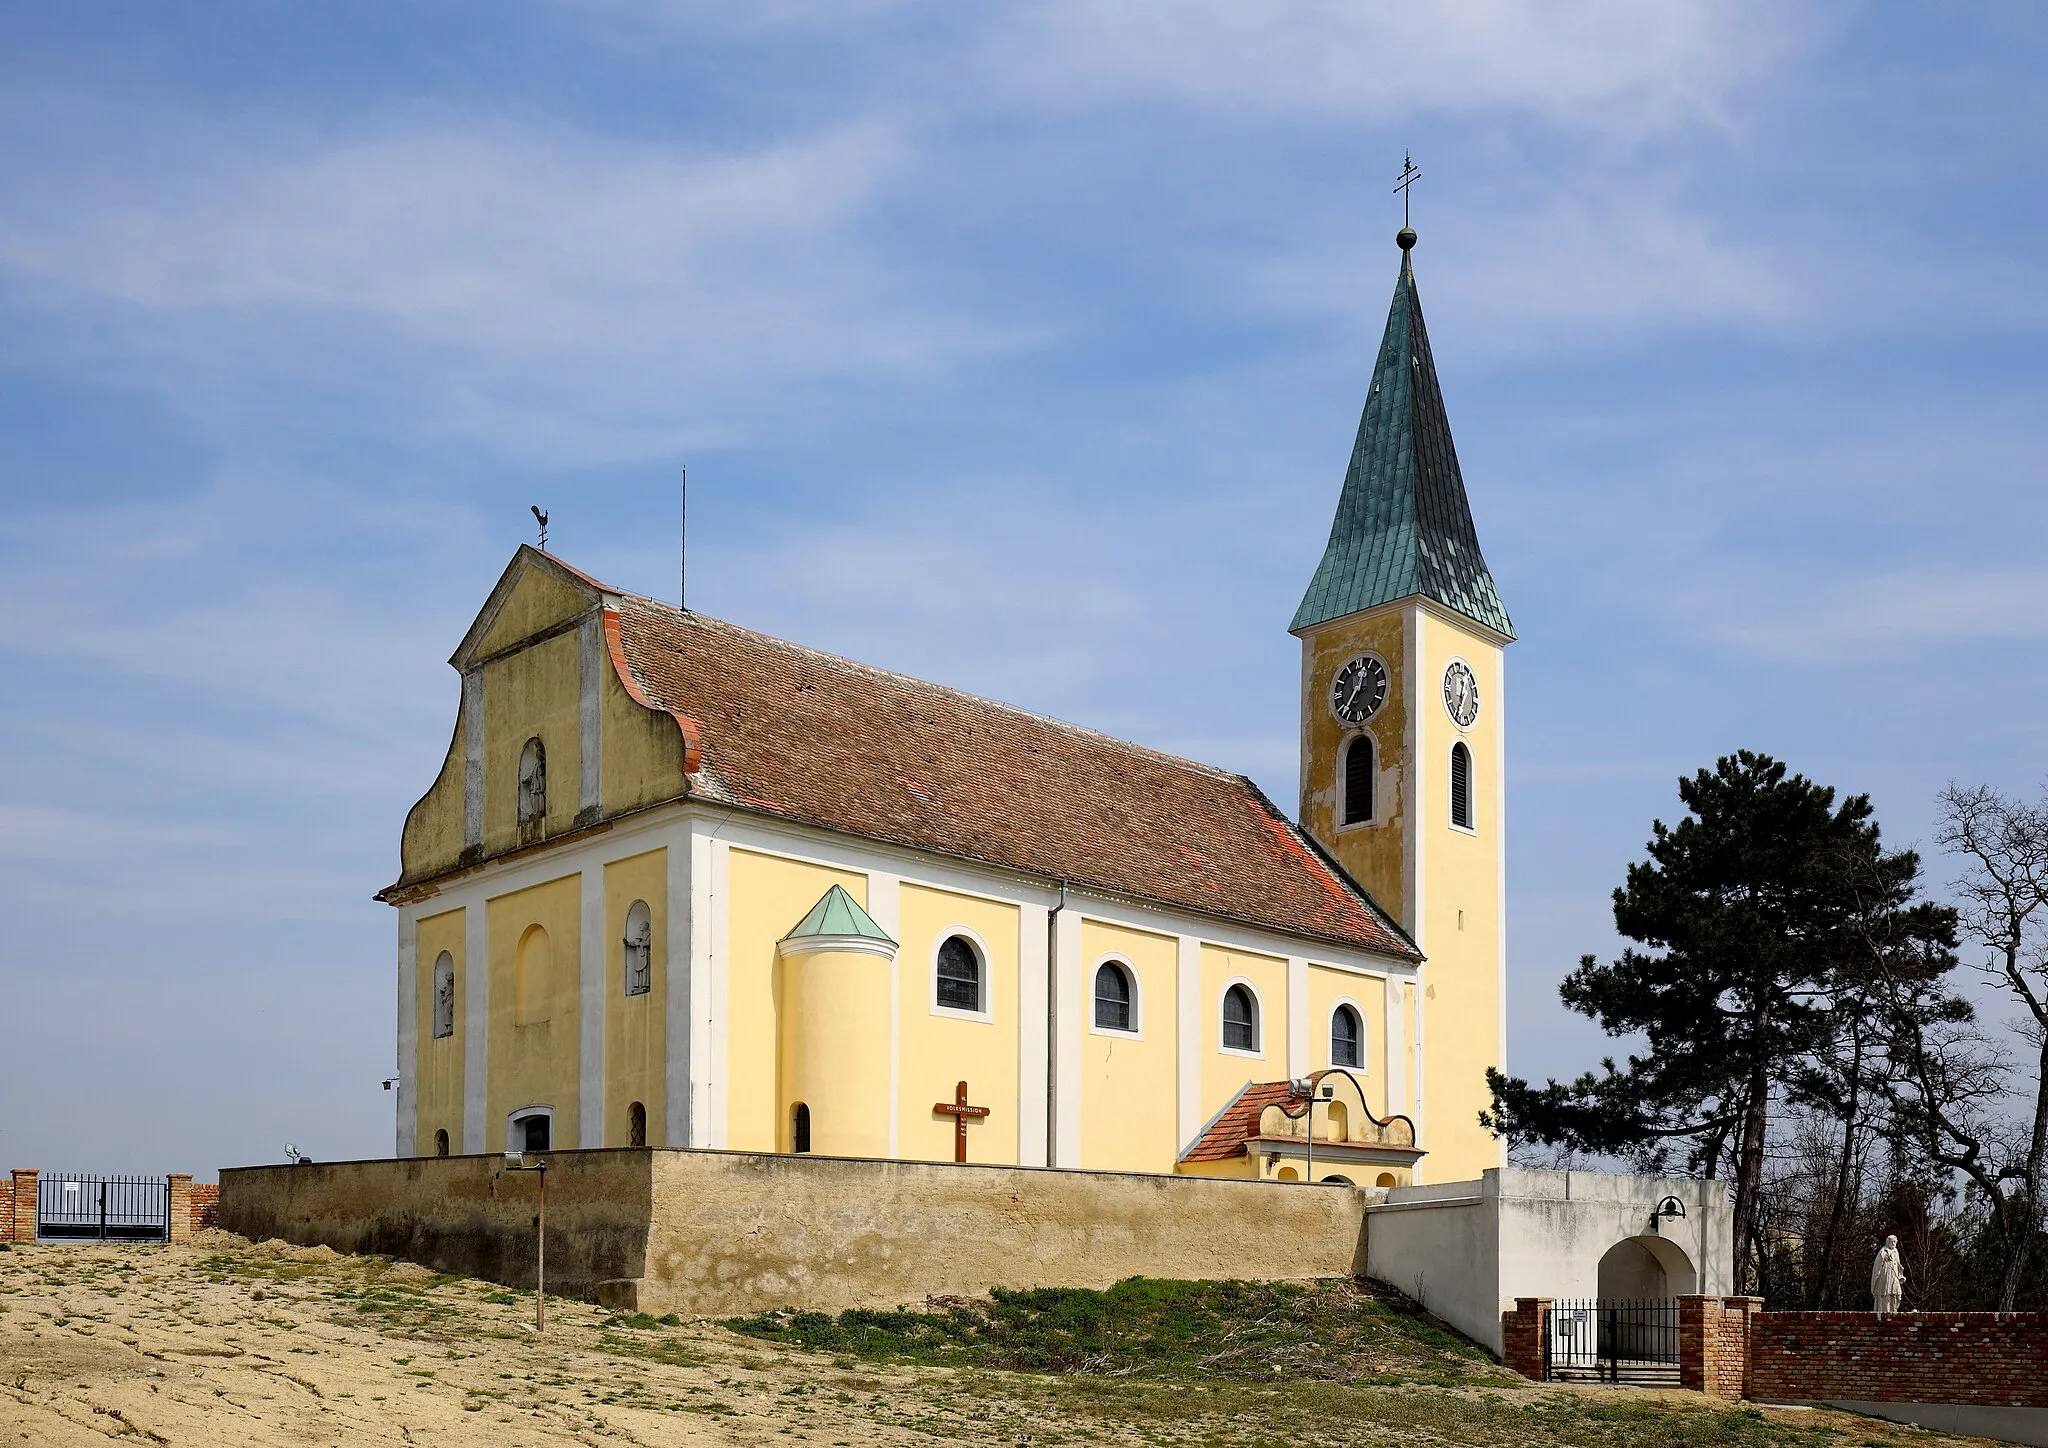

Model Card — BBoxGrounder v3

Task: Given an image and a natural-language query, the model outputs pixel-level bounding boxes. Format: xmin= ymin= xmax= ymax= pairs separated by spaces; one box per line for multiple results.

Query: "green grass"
xmin=728 ymin=1276 xmax=1508 ymax=1385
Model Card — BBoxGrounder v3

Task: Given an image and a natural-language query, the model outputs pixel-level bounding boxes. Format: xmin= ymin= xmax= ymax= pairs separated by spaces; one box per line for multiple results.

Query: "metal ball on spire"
xmin=1396 ymin=227 xmax=1417 ymax=251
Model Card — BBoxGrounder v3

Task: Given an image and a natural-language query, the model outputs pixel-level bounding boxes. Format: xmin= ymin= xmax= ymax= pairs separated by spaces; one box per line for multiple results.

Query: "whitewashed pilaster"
xmin=395 ymin=906 xmax=418 ymax=1157
xmin=578 ymin=864 xmax=606 ymax=1148
xmin=663 ymin=832 xmax=693 ymax=1146
xmin=1016 ymin=901 xmax=1051 ymax=1166
xmin=463 ymin=903 xmax=489 ymax=1153
xmin=1175 ymin=935 xmax=1201 ymax=1151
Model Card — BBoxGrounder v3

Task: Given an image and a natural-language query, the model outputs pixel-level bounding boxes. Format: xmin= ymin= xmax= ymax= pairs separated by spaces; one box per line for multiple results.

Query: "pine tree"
xmin=1484 ymin=751 xmax=1954 ymax=1289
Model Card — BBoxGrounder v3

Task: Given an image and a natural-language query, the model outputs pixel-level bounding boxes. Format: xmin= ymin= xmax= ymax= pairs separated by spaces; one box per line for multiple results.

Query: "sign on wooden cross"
xmin=932 ymin=1080 xmax=990 ymax=1163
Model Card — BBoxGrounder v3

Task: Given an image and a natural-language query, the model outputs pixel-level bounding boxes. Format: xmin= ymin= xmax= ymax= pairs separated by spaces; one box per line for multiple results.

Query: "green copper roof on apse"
xmin=781 ymin=883 xmax=896 ymax=944
xmin=1291 ymin=240 xmax=1514 ymax=640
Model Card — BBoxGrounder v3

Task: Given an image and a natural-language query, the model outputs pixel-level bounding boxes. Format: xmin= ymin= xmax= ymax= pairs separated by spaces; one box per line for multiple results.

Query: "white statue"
xmin=1871 ymin=1234 xmax=1905 ymax=1315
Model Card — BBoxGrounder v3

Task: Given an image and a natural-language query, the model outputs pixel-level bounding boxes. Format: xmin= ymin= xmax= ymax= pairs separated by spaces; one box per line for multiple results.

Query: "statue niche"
xmin=517 ymin=737 xmax=548 ymax=844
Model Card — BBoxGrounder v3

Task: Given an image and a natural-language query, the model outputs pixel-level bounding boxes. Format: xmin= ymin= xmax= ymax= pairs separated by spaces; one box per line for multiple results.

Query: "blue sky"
xmin=3 ymin=3 xmax=2045 ymax=1176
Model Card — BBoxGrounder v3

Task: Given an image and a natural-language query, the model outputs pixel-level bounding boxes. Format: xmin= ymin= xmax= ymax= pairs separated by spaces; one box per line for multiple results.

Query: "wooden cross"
xmin=932 ymin=1080 xmax=990 ymax=1163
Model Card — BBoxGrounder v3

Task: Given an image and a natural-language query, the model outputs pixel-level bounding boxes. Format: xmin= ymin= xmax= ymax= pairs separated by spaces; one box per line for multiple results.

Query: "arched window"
xmin=515 ymin=924 xmax=551 ymax=1026
xmin=1330 ymin=1004 xmax=1362 ymax=1068
xmin=1093 ymin=961 xmax=1134 ymax=1032
xmin=1222 ymin=983 xmax=1258 ymax=1052
xmin=517 ymin=736 xmax=547 ymax=838
xmin=1342 ymin=735 xmax=1374 ymax=825
xmin=434 ymin=1129 xmax=450 ymax=1158
xmin=935 ymin=935 xmax=982 ymax=1012
xmin=622 ymin=900 xmax=652 ymax=997
xmin=628 ymin=1101 xmax=647 ymax=1149
xmin=1376 ymin=1172 xmax=1399 ymax=1189
xmin=431 ymin=951 xmax=456 ymax=1039
xmin=1450 ymin=741 xmax=1473 ymax=830
xmin=791 ymin=1102 xmax=812 ymax=1154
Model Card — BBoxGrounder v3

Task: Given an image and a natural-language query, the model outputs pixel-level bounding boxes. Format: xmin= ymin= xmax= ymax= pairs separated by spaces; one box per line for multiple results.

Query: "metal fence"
xmin=36 ymin=1174 xmax=170 ymax=1243
xmin=1544 ymin=1298 xmax=1680 ymax=1384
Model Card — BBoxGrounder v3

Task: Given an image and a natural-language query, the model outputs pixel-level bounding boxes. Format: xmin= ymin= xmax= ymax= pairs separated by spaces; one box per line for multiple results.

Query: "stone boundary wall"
xmin=221 ymin=1148 xmax=1371 ymax=1316
xmin=1748 ymin=1312 xmax=2048 ymax=1408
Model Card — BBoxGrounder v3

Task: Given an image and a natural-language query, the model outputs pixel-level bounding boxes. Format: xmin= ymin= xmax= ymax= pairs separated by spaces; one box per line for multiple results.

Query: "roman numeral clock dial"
xmin=1330 ymin=654 xmax=1388 ymax=725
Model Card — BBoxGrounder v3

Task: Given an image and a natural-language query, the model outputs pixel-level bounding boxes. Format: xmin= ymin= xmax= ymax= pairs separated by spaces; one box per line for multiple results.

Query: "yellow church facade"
xmin=384 ymin=232 xmax=1509 ymax=1188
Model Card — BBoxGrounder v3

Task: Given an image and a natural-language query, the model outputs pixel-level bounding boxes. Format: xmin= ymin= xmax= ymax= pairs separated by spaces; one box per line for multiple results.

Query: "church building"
xmin=383 ymin=228 xmax=1509 ymax=1189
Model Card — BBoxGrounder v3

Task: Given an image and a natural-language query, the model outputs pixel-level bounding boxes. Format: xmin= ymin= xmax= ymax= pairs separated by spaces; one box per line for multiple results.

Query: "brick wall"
xmin=1747 ymin=1312 xmax=2048 ymax=1407
xmin=1500 ymin=1298 xmax=1549 ymax=1380
xmin=189 ymin=1184 xmax=220 ymax=1232
xmin=1679 ymin=1295 xmax=1760 ymax=1398
xmin=7 ymin=1171 xmax=35 ymax=1243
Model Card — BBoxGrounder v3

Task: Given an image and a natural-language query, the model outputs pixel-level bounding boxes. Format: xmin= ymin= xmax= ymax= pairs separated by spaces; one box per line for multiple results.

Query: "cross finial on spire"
xmin=1393 ymin=151 xmax=1421 ymax=250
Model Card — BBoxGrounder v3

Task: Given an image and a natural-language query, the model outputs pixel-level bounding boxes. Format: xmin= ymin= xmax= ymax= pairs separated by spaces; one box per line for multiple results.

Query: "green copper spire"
xmin=1290 ymin=234 xmax=1513 ymax=639
xmin=781 ymin=884 xmax=895 ymax=945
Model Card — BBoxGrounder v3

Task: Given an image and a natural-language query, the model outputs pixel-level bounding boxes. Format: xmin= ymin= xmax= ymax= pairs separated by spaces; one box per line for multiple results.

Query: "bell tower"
xmin=1291 ymin=226 xmax=1513 ymax=1183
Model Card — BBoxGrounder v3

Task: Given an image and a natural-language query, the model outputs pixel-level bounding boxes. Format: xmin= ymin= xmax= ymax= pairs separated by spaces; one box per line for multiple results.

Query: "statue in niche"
xmin=517 ymin=737 xmax=547 ymax=838
xmin=1870 ymin=1234 xmax=1905 ymax=1315
xmin=433 ymin=955 xmax=456 ymax=1039
xmin=624 ymin=901 xmax=652 ymax=997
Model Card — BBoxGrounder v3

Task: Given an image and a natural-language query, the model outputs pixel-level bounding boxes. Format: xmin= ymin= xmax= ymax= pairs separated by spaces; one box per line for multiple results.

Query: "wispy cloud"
xmin=0 ymin=114 xmax=1023 ymax=463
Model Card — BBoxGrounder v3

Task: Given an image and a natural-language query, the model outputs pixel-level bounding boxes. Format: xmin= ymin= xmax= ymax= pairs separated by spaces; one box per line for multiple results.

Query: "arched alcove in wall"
xmin=1596 ymin=1234 xmax=1697 ymax=1300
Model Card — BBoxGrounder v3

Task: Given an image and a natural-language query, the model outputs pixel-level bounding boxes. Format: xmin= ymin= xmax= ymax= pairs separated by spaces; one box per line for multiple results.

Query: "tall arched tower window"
xmin=791 ymin=1102 xmax=812 ymax=1154
xmin=1342 ymin=735 xmax=1374 ymax=825
xmin=517 ymin=736 xmax=547 ymax=840
xmin=628 ymin=1101 xmax=647 ymax=1148
xmin=431 ymin=951 xmax=455 ymax=1039
xmin=1450 ymin=740 xmax=1474 ymax=831
xmin=622 ymin=900 xmax=652 ymax=997
xmin=434 ymin=1128 xmax=450 ymax=1157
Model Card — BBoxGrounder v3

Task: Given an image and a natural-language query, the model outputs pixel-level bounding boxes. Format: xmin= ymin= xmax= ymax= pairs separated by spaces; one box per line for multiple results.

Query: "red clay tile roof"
xmin=1180 ymin=1071 xmax=1421 ymax=1162
xmin=1181 ymin=1082 xmax=1302 ymax=1163
xmin=609 ymin=595 xmax=1416 ymax=959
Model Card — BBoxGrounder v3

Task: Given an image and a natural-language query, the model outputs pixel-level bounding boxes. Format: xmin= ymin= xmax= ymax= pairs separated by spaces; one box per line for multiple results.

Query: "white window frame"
xmin=1218 ymin=976 xmax=1265 ymax=1059
xmin=929 ymin=925 xmax=994 ymax=1023
xmin=1337 ymin=728 xmax=1380 ymax=832
xmin=1328 ymin=996 xmax=1367 ymax=1072
xmin=505 ymin=1104 xmax=556 ymax=1154
xmin=1087 ymin=953 xmax=1143 ymax=1039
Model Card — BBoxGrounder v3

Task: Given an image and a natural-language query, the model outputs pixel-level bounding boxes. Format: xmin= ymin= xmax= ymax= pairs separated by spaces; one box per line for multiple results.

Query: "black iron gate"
xmin=1544 ymin=1299 xmax=1680 ymax=1385
xmin=36 ymin=1174 xmax=170 ymax=1242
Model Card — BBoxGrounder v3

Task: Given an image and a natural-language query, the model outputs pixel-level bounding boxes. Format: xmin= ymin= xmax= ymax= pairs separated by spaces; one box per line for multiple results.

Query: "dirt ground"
xmin=0 ymin=1236 xmax=2003 ymax=1447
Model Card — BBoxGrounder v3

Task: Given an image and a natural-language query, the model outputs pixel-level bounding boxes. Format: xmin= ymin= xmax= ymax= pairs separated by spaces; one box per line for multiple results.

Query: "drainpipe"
xmin=1047 ymin=879 xmax=1067 ymax=1169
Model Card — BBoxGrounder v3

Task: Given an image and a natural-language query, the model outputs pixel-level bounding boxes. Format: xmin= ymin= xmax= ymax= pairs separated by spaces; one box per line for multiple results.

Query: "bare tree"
xmin=1936 ymin=784 xmax=2048 ymax=1310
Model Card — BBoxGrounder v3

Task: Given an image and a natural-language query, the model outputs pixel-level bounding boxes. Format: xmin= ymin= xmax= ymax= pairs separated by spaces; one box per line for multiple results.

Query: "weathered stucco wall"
xmin=220 ymin=1152 xmax=653 ymax=1300
xmin=222 ymin=1149 xmax=1367 ymax=1317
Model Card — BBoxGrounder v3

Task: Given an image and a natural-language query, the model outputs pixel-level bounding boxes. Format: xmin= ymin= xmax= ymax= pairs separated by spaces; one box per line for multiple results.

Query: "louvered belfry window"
xmin=1450 ymin=741 xmax=1473 ymax=830
xmin=1343 ymin=735 xmax=1374 ymax=825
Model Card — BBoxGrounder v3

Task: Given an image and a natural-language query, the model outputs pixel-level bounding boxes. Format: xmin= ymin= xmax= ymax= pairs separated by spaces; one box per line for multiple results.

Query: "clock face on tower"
xmin=1443 ymin=659 xmax=1479 ymax=729
xmin=1331 ymin=654 xmax=1389 ymax=725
